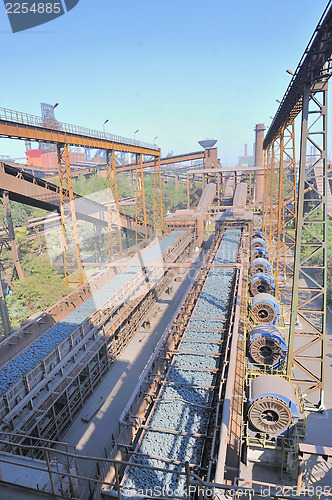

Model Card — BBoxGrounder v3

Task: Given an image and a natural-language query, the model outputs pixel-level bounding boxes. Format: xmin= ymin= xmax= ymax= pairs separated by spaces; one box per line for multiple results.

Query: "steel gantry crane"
xmin=0 ymin=107 xmax=162 ymax=287
xmin=263 ymin=0 xmax=332 ymax=409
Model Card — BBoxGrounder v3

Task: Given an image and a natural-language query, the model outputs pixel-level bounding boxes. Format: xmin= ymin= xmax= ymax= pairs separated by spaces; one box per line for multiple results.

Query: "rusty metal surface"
xmin=233 ymin=182 xmax=248 ymax=211
xmin=0 ymin=266 xmax=117 ymax=368
xmin=0 ymin=107 xmax=159 ymax=156
xmin=197 ymin=183 xmax=216 ymax=209
xmin=187 ymin=166 xmax=264 ymax=174
xmin=0 ymin=230 xmax=192 ymax=445
xmin=0 ymin=161 xmax=153 ymax=236
xmin=264 ymin=2 xmax=332 ymax=149
xmin=117 ymin=150 xmax=205 ymax=172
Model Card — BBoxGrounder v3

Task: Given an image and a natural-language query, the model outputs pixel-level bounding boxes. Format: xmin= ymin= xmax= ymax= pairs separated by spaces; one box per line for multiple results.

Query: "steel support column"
xmin=275 ymin=133 xmax=284 ymax=295
xmin=287 ymin=81 xmax=328 ymax=409
xmin=0 ymin=282 xmax=10 ymax=336
xmin=153 ymin=156 xmax=163 ymax=232
xmin=57 ymin=143 xmax=83 ymax=287
xmin=187 ymin=174 xmax=200 ymax=209
xmin=135 ymin=153 xmax=147 ymax=244
xmin=106 ymin=150 xmax=123 ymax=260
xmin=268 ymin=141 xmax=279 ymax=258
xmin=263 ymin=147 xmax=271 ymax=239
xmin=217 ymin=172 xmax=222 ymax=206
xmin=278 ymin=123 xmax=297 ymax=309
xmin=1 ymin=191 xmax=24 ymax=280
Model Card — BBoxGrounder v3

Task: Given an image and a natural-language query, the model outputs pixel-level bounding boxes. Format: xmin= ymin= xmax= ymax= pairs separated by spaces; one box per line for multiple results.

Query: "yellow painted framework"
xmin=106 ymin=150 xmax=123 ymax=260
xmin=0 ymin=115 xmax=163 ymax=286
xmin=263 ymin=125 xmax=297 ymax=299
xmin=0 ymin=120 xmax=159 ymax=157
xmin=135 ymin=154 xmax=147 ymax=244
xmin=57 ymin=143 xmax=84 ymax=286
xmin=153 ymin=157 xmax=163 ymax=232
xmin=263 ymin=147 xmax=271 ymax=240
xmin=267 ymin=141 xmax=279 ymax=260
xmin=263 ymin=87 xmax=326 ymax=408
xmin=277 ymin=124 xmax=297 ymax=305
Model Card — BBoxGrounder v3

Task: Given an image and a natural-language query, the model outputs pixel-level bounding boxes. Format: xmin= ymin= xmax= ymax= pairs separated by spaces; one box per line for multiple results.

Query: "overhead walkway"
xmin=0 ymin=161 xmax=153 ymax=236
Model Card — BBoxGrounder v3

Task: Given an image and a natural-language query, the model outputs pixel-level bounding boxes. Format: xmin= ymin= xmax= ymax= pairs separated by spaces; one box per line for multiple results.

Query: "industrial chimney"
xmin=254 ymin=124 xmax=265 ymax=202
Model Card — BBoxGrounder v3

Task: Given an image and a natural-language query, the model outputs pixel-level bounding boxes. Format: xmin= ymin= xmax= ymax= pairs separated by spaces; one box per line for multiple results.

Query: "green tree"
xmin=7 ymin=255 xmax=69 ymax=330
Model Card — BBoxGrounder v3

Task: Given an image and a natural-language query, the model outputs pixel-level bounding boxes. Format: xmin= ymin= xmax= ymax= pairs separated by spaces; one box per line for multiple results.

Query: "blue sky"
xmin=0 ymin=0 xmax=330 ymax=165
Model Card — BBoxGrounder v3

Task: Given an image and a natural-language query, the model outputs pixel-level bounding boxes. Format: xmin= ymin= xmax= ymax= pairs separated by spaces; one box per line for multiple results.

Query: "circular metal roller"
xmin=250 ymin=293 xmax=280 ymax=324
xmin=250 ymin=258 xmax=272 ymax=275
xmin=249 ymin=273 xmax=275 ymax=296
xmin=248 ymin=375 xmax=299 ymax=435
xmin=251 ymin=247 xmax=269 ymax=260
xmin=249 ymin=324 xmax=286 ymax=366
xmin=251 ymin=231 xmax=265 ymax=241
xmin=251 ymin=238 xmax=267 ymax=250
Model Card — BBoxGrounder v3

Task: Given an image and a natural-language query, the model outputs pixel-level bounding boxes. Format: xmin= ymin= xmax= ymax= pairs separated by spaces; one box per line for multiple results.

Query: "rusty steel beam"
xmin=264 ymin=2 xmax=332 ymax=149
xmin=41 ymin=151 xmax=206 ymax=180
xmin=117 ymin=151 xmax=205 ymax=172
xmin=187 ymin=166 xmax=264 ymax=175
xmin=0 ymin=107 xmax=159 ymax=157
xmin=153 ymin=156 xmax=163 ymax=232
xmin=80 ymin=261 xmax=241 ymax=269
xmin=1 ymin=191 xmax=24 ymax=280
xmin=134 ymin=153 xmax=147 ymax=243
xmin=0 ymin=161 xmax=153 ymax=237
xmin=106 ymin=150 xmax=123 ymax=259
xmin=57 ymin=143 xmax=84 ymax=286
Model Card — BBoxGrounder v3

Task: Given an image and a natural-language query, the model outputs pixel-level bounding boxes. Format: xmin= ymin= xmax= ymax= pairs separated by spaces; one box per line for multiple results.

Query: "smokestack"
xmin=254 ymin=123 xmax=265 ymax=202
xmin=245 ymin=143 xmax=248 ymax=157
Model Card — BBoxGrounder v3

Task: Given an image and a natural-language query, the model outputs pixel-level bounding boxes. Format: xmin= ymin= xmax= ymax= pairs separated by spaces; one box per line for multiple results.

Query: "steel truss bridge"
xmin=0 ymin=107 xmax=163 ymax=287
xmin=263 ymin=0 xmax=332 ymax=409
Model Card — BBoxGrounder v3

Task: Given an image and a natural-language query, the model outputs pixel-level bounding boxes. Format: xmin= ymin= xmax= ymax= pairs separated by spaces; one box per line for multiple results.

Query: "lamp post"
xmin=286 ymin=69 xmax=294 ymax=76
xmin=134 ymin=129 xmax=139 ymax=142
xmin=103 ymin=119 xmax=109 ymax=134
xmin=53 ymin=102 xmax=59 ymax=110
xmin=153 ymin=136 xmax=158 ymax=144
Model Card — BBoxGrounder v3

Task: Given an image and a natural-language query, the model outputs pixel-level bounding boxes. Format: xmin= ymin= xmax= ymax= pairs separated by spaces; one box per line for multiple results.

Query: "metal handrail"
xmin=264 ymin=1 xmax=332 ymax=149
xmin=0 ymin=107 xmax=159 ymax=151
xmin=0 ymin=435 xmax=323 ymax=500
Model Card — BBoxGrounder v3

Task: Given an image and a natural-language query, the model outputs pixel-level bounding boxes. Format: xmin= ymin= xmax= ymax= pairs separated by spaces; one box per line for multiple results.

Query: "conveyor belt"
xmin=120 ymin=228 xmax=241 ymax=495
xmin=0 ymin=230 xmax=186 ymax=395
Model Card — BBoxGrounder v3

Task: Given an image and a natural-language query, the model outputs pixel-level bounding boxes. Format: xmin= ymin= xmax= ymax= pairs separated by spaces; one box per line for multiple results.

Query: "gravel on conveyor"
xmin=159 ymin=384 xmax=212 ymax=407
xmin=184 ymin=327 xmax=223 ymax=340
xmin=168 ymin=367 xmax=217 ymax=387
xmin=173 ymin=353 xmax=219 ymax=370
xmin=123 ymin=228 xmax=241 ymax=496
xmin=179 ymin=340 xmax=220 ymax=353
xmin=0 ymin=231 xmax=186 ymax=395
